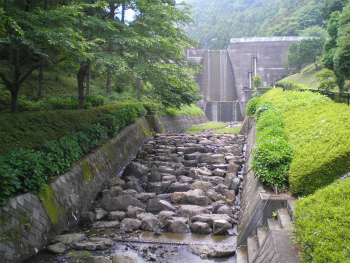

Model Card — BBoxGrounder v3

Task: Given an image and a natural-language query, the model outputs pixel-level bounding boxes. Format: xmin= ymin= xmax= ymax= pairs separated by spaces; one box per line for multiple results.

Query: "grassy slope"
xmin=280 ymin=63 xmax=321 ymax=89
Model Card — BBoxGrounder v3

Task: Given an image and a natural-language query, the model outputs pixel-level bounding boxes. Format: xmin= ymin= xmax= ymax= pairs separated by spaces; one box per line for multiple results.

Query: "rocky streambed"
xmin=26 ymin=132 xmax=246 ymax=263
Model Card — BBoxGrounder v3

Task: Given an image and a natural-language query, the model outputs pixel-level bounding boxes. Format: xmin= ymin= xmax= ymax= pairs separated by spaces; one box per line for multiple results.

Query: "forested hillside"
xmin=183 ymin=0 xmax=327 ymax=49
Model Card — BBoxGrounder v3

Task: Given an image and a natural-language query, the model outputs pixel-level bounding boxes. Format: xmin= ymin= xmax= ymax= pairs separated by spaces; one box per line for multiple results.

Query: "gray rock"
xmin=162 ymin=175 xmax=177 ymax=182
xmin=229 ymin=177 xmax=241 ymax=193
xmin=154 ymin=193 xmax=173 ymax=202
xmin=197 ymin=175 xmax=225 ymax=185
xmin=188 ymin=244 xmax=236 ymax=259
xmin=168 ymin=182 xmax=190 ymax=193
xmin=101 ymin=186 xmax=123 ymax=198
xmin=158 ymin=211 xmax=175 ymax=227
xmin=215 ymin=184 xmax=229 ymax=195
xmin=176 ymin=205 xmax=211 ymax=217
xmin=127 ymin=206 xmax=145 ymax=218
xmin=199 ymin=154 xmax=225 ymax=165
xmin=227 ymin=163 xmax=241 ymax=175
xmin=108 ymin=211 xmax=125 ymax=221
xmin=167 ymin=220 xmax=190 ymax=233
xmin=184 ymin=153 xmax=199 ymax=160
xmin=189 ymin=222 xmax=212 ymax=234
xmin=80 ymin=256 xmax=111 ymax=263
xmin=190 ymin=181 xmax=213 ymax=192
xmin=122 ymin=189 xmax=139 ymax=196
xmin=212 ymin=201 xmax=226 ymax=213
xmin=177 ymin=176 xmax=194 ymax=183
xmin=137 ymin=213 xmax=161 ymax=232
xmin=120 ymin=218 xmax=142 ymax=232
xmin=101 ymin=195 xmax=143 ymax=212
xmin=146 ymin=182 xmax=171 ymax=194
xmin=174 ymin=164 xmax=187 ymax=176
xmin=108 ymin=178 xmax=126 ymax=189
xmin=73 ymin=238 xmax=114 ymax=251
xmin=135 ymin=192 xmax=156 ymax=203
xmin=46 ymin=242 xmax=67 ymax=254
xmin=212 ymin=169 xmax=226 ymax=177
xmin=123 ymin=162 xmax=149 ymax=178
xmin=186 ymin=189 xmax=212 ymax=205
xmin=125 ymin=176 xmax=144 ymax=193
xmin=213 ymin=220 xmax=232 ymax=235
xmin=158 ymin=166 xmax=175 ymax=174
xmin=51 ymin=233 xmax=85 ymax=245
xmin=95 ymin=208 xmax=109 ymax=221
xmin=206 ymin=189 xmax=219 ymax=201
xmin=171 ymin=192 xmax=188 ymax=204
xmin=81 ymin=211 xmax=95 ymax=225
xmin=148 ymin=169 xmax=162 ymax=182
xmin=92 ymin=221 xmax=119 ymax=229
xmin=146 ymin=199 xmax=176 ymax=213
xmin=192 ymin=214 xmax=232 ymax=228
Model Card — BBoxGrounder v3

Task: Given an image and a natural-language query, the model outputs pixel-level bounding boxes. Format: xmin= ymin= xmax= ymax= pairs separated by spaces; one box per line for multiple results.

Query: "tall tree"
xmin=0 ymin=1 xmax=88 ymax=113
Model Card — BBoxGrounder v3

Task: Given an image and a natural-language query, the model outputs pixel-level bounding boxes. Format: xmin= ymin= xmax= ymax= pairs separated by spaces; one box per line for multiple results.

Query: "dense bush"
xmin=294 ymin=178 xmax=350 ymax=262
xmin=252 ymin=102 xmax=294 ymax=189
xmin=261 ymin=88 xmax=350 ymax=196
xmin=275 ymin=80 xmax=309 ymax=90
xmin=245 ymin=97 xmax=261 ymax=116
xmin=0 ymin=103 xmax=146 ymax=205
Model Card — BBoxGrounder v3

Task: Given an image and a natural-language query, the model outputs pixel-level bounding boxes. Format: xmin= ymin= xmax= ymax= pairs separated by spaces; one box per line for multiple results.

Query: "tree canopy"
xmin=0 ymin=0 xmax=201 ymax=113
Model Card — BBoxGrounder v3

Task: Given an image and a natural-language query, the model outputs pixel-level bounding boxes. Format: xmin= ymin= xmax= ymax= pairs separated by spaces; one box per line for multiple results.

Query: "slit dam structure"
xmin=186 ymin=36 xmax=312 ymax=122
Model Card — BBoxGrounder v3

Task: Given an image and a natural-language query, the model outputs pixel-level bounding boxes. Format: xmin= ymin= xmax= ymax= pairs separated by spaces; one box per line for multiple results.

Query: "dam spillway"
xmin=187 ymin=36 xmax=310 ymax=121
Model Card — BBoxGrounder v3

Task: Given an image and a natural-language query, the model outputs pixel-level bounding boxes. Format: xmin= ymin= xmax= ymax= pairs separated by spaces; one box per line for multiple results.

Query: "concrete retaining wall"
xmin=0 ymin=114 xmax=206 ymax=263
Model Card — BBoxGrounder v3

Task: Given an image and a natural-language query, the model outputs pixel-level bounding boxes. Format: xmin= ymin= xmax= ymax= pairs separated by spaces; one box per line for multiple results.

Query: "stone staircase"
xmin=246 ymin=202 xmax=300 ymax=263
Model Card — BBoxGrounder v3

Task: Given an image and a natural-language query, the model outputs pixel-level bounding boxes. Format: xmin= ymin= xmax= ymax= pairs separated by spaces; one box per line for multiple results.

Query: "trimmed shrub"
xmin=252 ymin=104 xmax=294 ymax=189
xmin=245 ymin=97 xmax=261 ymax=116
xmin=294 ymin=178 xmax=350 ymax=262
xmin=275 ymin=80 xmax=309 ymax=90
xmin=260 ymin=88 xmax=350 ymax=196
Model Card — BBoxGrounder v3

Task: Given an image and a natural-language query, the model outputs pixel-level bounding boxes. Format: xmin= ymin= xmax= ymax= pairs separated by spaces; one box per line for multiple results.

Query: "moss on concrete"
xmin=82 ymin=160 xmax=94 ymax=184
xmin=38 ymin=186 xmax=62 ymax=225
xmin=141 ymin=122 xmax=152 ymax=136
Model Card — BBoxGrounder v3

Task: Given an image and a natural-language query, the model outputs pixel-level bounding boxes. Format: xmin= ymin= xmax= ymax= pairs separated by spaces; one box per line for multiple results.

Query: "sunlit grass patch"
xmin=185 ymin=122 xmax=228 ymax=134
xmin=215 ymin=125 xmax=242 ymax=134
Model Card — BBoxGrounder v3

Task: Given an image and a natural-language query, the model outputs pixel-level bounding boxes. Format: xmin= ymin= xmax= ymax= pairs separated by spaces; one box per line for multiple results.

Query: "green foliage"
xmin=253 ymin=74 xmax=262 ymax=88
xmin=316 ymin=68 xmax=338 ymax=90
xmin=185 ymin=0 xmax=326 ymax=49
xmin=294 ymin=178 xmax=350 ymax=262
xmin=245 ymin=97 xmax=261 ymax=116
xmin=215 ymin=125 xmax=242 ymax=134
xmin=185 ymin=122 xmax=228 ymax=134
xmin=261 ymin=88 xmax=350 ymax=196
xmin=252 ymin=102 xmax=294 ymax=189
xmin=0 ymin=103 xmax=147 ymax=205
xmin=275 ymin=80 xmax=310 ymax=90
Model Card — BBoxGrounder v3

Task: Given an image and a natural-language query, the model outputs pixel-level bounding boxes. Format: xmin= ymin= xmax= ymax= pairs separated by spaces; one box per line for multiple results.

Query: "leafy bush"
xmin=294 ymin=178 xmax=350 ymax=262
xmin=142 ymin=102 xmax=167 ymax=115
xmin=245 ymin=97 xmax=261 ymax=116
xmin=275 ymin=80 xmax=309 ymax=90
xmin=85 ymin=95 xmax=104 ymax=107
xmin=0 ymin=103 xmax=147 ymax=205
xmin=260 ymin=88 xmax=350 ymax=196
xmin=252 ymin=104 xmax=294 ymax=189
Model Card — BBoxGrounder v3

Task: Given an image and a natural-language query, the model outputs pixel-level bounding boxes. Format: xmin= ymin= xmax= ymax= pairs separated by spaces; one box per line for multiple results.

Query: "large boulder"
xmin=176 ymin=205 xmax=211 ymax=218
xmin=168 ymin=182 xmax=190 ymax=193
xmin=100 ymin=195 xmax=143 ymax=212
xmin=192 ymin=214 xmax=232 ymax=228
xmin=167 ymin=219 xmax=190 ymax=234
xmin=123 ymin=162 xmax=149 ymax=178
xmin=213 ymin=220 xmax=232 ymax=235
xmin=120 ymin=218 xmax=142 ymax=232
xmin=112 ymin=252 xmax=145 ymax=263
xmin=137 ymin=213 xmax=161 ymax=232
xmin=188 ymin=244 xmax=236 ymax=259
xmin=73 ymin=238 xmax=114 ymax=251
xmin=189 ymin=222 xmax=212 ymax=234
xmin=158 ymin=211 xmax=175 ymax=227
xmin=146 ymin=199 xmax=176 ymax=213
xmin=190 ymin=181 xmax=213 ymax=192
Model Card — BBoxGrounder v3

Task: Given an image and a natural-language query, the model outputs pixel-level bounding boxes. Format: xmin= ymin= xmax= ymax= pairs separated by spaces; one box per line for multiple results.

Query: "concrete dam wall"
xmin=187 ymin=36 xmax=309 ymax=121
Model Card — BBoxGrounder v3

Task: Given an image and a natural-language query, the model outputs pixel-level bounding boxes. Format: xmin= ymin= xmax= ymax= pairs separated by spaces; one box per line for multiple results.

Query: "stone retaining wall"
xmin=0 ymin=114 xmax=206 ymax=263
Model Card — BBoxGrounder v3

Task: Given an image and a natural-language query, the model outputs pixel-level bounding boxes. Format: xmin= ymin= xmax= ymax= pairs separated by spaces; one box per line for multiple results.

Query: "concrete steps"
xmin=246 ymin=205 xmax=300 ymax=263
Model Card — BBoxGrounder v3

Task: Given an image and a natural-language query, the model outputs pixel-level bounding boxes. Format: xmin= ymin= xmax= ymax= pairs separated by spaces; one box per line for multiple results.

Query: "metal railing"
xmin=291 ymin=88 xmax=350 ymax=106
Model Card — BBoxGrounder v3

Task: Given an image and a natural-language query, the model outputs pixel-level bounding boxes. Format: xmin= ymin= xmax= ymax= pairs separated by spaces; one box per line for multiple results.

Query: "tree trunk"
xmin=10 ymin=89 xmax=19 ymax=114
xmin=122 ymin=1 xmax=126 ymax=23
xmin=106 ymin=70 xmax=112 ymax=94
xmin=85 ymin=63 xmax=91 ymax=96
xmin=37 ymin=66 xmax=44 ymax=98
xmin=137 ymin=77 xmax=142 ymax=102
xmin=77 ymin=62 xmax=90 ymax=109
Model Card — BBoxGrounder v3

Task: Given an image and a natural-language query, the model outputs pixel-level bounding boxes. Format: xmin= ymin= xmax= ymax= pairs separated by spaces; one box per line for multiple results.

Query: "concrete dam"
xmin=187 ymin=36 xmax=311 ymax=121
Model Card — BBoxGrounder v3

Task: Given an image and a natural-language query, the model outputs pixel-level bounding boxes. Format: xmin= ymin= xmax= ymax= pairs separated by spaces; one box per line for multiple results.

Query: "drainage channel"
xmin=25 ymin=131 xmax=246 ymax=263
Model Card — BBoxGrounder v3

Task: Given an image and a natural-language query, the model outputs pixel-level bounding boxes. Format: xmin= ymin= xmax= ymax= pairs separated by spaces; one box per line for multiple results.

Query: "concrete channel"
xmin=24 ymin=124 xmax=247 ymax=263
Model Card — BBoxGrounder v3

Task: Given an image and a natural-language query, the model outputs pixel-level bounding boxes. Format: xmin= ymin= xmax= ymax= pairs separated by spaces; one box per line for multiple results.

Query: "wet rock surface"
xmin=26 ymin=131 xmax=245 ymax=263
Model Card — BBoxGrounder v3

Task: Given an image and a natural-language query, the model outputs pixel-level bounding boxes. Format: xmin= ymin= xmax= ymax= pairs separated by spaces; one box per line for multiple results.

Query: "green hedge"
xmin=0 ymin=102 xmax=145 ymax=155
xmin=261 ymin=88 xmax=350 ymax=196
xmin=294 ymin=178 xmax=350 ymax=262
xmin=251 ymin=99 xmax=294 ymax=189
xmin=275 ymin=80 xmax=309 ymax=90
xmin=0 ymin=103 xmax=146 ymax=205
